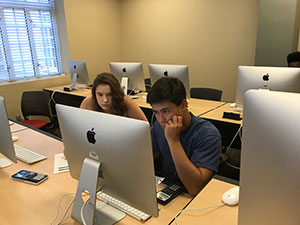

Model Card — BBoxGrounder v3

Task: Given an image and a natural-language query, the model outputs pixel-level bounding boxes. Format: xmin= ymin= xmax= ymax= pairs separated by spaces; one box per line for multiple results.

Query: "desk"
xmin=170 ymin=179 xmax=238 ymax=225
xmin=9 ymin=121 xmax=29 ymax=133
xmin=201 ymin=103 xmax=243 ymax=125
xmin=187 ymin=98 xmax=226 ymax=116
xmin=45 ymin=85 xmax=91 ymax=97
xmin=44 ymin=86 xmax=226 ymax=117
xmin=0 ymin=124 xmax=193 ymax=225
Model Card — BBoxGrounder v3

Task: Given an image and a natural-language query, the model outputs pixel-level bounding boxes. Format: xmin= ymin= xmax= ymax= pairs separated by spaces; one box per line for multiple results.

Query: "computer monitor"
xmin=109 ymin=62 xmax=145 ymax=94
xmin=235 ymin=65 xmax=300 ymax=106
xmin=239 ymin=90 xmax=300 ymax=225
xmin=56 ymin=104 xmax=158 ymax=224
xmin=149 ymin=64 xmax=190 ymax=98
xmin=0 ymin=97 xmax=17 ymax=168
xmin=67 ymin=60 xmax=90 ymax=89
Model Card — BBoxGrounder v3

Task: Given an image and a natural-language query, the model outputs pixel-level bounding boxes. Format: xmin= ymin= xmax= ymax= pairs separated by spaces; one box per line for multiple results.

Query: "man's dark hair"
xmin=287 ymin=51 xmax=300 ymax=65
xmin=147 ymin=77 xmax=186 ymax=106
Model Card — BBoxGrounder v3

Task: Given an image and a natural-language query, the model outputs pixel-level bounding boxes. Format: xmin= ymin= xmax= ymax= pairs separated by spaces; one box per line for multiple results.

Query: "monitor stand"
xmin=72 ymin=157 xmax=125 ymax=225
xmin=70 ymin=72 xmax=77 ymax=90
xmin=0 ymin=157 xmax=12 ymax=168
xmin=121 ymin=77 xmax=128 ymax=96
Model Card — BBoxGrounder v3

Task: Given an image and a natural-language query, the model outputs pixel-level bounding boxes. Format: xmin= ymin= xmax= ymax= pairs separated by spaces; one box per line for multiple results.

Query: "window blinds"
xmin=0 ymin=0 xmax=61 ymax=81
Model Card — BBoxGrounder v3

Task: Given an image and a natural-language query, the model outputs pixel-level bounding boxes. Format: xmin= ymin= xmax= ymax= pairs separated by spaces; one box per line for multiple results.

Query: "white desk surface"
xmin=201 ymin=103 xmax=243 ymax=125
xmin=170 ymin=178 xmax=238 ymax=225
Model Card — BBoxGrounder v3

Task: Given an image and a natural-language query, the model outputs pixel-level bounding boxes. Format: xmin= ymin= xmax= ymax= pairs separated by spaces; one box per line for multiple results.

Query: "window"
xmin=0 ymin=0 xmax=61 ymax=82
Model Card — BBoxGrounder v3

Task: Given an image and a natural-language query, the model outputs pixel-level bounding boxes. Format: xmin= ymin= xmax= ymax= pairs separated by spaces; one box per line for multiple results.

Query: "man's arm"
xmin=165 ymin=115 xmax=214 ymax=196
xmin=167 ymin=139 xmax=213 ymax=196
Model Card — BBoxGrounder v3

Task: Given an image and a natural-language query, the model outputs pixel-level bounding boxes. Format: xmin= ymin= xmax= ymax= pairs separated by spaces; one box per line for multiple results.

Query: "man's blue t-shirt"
xmin=151 ymin=113 xmax=221 ymax=178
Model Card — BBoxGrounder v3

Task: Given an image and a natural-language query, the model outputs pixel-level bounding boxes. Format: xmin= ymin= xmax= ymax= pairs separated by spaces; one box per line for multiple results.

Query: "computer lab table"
xmin=9 ymin=120 xmax=29 ymax=133
xmin=0 ymin=124 xmax=194 ymax=225
xmin=201 ymin=103 xmax=243 ymax=125
xmin=44 ymin=85 xmax=226 ymax=117
xmin=170 ymin=178 xmax=238 ymax=225
xmin=44 ymin=85 xmax=91 ymax=98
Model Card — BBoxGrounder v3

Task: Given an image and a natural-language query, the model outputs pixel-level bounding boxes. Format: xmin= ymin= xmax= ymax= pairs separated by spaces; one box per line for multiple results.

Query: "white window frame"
xmin=0 ymin=0 xmax=62 ymax=82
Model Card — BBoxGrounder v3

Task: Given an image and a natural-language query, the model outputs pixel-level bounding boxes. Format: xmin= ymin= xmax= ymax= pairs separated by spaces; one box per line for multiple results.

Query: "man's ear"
xmin=180 ymin=99 xmax=188 ymax=110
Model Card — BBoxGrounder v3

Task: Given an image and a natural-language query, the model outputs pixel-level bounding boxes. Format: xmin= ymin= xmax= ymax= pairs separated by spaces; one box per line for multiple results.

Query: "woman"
xmin=80 ymin=72 xmax=148 ymax=121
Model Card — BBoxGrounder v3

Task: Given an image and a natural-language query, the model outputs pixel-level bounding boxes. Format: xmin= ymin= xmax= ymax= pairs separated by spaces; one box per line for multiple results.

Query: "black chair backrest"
xmin=190 ymin=87 xmax=222 ymax=101
xmin=21 ymin=91 xmax=51 ymax=120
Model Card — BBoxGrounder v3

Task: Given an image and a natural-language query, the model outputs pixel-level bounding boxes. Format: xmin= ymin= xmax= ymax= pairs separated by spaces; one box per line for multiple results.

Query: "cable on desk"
xmin=223 ymin=124 xmax=243 ymax=170
xmin=80 ymin=187 xmax=103 ymax=225
xmin=174 ymin=203 xmax=225 ymax=225
xmin=50 ymin=90 xmax=58 ymax=105
xmin=127 ymin=86 xmax=136 ymax=96
xmin=50 ymin=192 xmax=75 ymax=225
xmin=81 ymin=198 xmax=90 ymax=225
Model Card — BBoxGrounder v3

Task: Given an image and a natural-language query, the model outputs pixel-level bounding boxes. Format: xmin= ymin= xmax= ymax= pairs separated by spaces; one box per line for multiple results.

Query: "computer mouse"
xmin=233 ymin=107 xmax=243 ymax=113
xmin=222 ymin=186 xmax=239 ymax=206
xmin=12 ymin=136 xmax=18 ymax=142
xmin=230 ymin=103 xmax=236 ymax=108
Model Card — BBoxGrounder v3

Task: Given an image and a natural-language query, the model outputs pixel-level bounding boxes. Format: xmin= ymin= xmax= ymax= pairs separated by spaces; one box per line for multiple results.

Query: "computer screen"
xmin=109 ymin=62 xmax=145 ymax=93
xmin=235 ymin=65 xmax=300 ymax=106
xmin=67 ymin=60 xmax=90 ymax=89
xmin=239 ymin=90 xmax=300 ymax=225
xmin=149 ymin=64 xmax=190 ymax=98
xmin=0 ymin=97 xmax=17 ymax=168
xmin=56 ymin=104 xmax=158 ymax=223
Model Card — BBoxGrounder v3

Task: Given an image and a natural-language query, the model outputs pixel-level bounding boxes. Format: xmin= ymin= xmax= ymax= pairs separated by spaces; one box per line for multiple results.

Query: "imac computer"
xmin=149 ymin=64 xmax=190 ymax=98
xmin=0 ymin=97 xmax=17 ymax=168
xmin=56 ymin=104 xmax=158 ymax=224
xmin=109 ymin=62 xmax=145 ymax=95
xmin=239 ymin=90 xmax=300 ymax=225
xmin=68 ymin=60 xmax=90 ymax=90
xmin=235 ymin=66 xmax=300 ymax=106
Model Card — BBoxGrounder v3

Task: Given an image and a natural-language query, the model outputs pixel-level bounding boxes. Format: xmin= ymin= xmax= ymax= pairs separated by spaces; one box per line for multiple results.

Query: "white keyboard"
xmin=14 ymin=145 xmax=47 ymax=164
xmin=97 ymin=191 xmax=151 ymax=221
xmin=128 ymin=95 xmax=139 ymax=99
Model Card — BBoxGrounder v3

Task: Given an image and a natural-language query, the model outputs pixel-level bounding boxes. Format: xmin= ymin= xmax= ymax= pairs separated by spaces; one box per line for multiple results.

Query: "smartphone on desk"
xmin=11 ymin=170 xmax=48 ymax=185
xmin=156 ymin=183 xmax=184 ymax=205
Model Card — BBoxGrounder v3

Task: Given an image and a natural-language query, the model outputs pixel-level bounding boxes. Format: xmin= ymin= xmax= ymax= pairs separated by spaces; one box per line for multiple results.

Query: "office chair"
xmin=20 ymin=91 xmax=53 ymax=130
xmin=190 ymin=87 xmax=222 ymax=101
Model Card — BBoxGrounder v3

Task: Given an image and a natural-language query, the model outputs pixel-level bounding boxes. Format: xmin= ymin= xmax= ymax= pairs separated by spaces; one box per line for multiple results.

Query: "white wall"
xmin=120 ymin=0 xmax=260 ymax=101
xmin=255 ymin=0 xmax=300 ymax=66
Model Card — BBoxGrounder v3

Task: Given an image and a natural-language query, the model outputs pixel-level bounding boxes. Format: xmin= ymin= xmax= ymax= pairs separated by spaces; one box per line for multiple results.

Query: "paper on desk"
xmin=54 ymin=153 xmax=69 ymax=174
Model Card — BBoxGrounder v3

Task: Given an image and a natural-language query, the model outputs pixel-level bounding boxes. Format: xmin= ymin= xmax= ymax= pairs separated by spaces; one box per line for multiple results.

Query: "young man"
xmin=147 ymin=77 xmax=221 ymax=196
xmin=287 ymin=51 xmax=300 ymax=67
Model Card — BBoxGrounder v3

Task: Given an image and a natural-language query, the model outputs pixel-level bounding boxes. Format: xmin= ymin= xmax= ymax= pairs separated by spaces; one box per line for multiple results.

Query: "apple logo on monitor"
xmin=262 ymin=73 xmax=269 ymax=81
xmin=164 ymin=70 xmax=168 ymax=76
xmin=87 ymin=128 xmax=96 ymax=144
xmin=122 ymin=67 xmax=127 ymax=73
